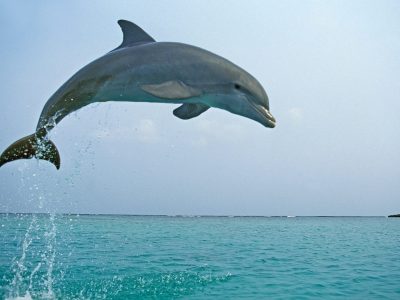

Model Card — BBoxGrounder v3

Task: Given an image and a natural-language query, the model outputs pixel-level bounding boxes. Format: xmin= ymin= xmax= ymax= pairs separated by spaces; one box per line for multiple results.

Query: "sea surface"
xmin=0 ymin=214 xmax=399 ymax=299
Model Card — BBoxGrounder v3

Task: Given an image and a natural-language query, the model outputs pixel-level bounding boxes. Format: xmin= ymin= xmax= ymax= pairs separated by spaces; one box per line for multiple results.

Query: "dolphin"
xmin=0 ymin=20 xmax=276 ymax=169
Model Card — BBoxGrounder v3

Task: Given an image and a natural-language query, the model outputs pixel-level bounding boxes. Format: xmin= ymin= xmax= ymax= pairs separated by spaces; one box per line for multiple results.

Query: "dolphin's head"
xmin=226 ymin=73 xmax=276 ymax=128
xmin=209 ymin=69 xmax=276 ymax=128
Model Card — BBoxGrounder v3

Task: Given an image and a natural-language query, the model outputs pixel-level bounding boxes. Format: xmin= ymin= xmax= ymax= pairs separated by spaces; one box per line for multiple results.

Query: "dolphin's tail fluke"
xmin=0 ymin=132 xmax=60 ymax=169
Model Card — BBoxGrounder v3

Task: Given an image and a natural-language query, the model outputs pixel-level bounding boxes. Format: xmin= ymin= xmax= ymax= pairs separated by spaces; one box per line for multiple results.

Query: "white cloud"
xmin=192 ymin=119 xmax=245 ymax=146
xmin=192 ymin=136 xmax=209 ymax=147
xmin=135 ymin=119 xmax=159 ymax=143
xmin=288 ymin=107 xmax=304 ymax=122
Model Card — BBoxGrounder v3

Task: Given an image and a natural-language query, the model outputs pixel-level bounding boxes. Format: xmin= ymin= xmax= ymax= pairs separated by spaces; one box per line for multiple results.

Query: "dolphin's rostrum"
xmin=0 ymin=20 xmax=276 ymax=169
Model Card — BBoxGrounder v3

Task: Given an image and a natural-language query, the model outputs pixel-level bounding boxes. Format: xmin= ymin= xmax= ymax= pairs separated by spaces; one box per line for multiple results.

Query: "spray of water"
xmin=43 ymin=214 xmax=57 ymax=299
xmin=8 ymin=215 xmax=37 ymax=298
xmin=6 ymin=166 xmax=59 ymax=299
xmin=4 ymin=104 xmax=117 ymax=299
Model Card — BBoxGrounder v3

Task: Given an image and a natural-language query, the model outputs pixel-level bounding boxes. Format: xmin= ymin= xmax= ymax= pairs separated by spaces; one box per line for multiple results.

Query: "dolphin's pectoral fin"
xmin=173 ymin=103 xmax=210 ymax=120
xmin=114 ymin=20 xmax=156 ymax=50
xmin=141 ymin=81 xmax=202 ymax=99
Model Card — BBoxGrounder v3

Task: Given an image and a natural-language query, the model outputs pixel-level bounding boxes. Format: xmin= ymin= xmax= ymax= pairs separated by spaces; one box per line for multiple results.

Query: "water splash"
xmin=8 ymin=215 xmax=37 ymax=299
xmin=5 ymin=214 xmax=58 ymax=300
xmin=43 ymin=214 xmax=57 ymax=299
xmin=5 ymin=163 xmax=60 ymax=299
xmin=43 ymin=109 xmax=65 ymax=133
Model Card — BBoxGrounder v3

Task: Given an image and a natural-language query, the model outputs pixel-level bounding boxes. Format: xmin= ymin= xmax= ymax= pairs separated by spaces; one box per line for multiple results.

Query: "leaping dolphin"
xmin=0 ymin=20 xmax=276 ymax=169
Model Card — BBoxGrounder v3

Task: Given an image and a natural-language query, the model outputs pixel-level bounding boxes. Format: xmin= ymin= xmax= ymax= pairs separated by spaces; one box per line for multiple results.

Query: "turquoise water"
xmin=0 ymin=214 xmax=399 ymax=299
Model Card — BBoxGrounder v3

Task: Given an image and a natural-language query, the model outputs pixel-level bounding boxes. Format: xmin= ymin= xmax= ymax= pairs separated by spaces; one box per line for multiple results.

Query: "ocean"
xmin=0 ymin=214 xmax=399 ymax=299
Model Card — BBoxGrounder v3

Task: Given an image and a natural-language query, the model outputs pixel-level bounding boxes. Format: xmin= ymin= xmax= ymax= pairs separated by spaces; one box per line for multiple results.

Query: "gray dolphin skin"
xmin=0 ymin=20 xmax=276 ymax=169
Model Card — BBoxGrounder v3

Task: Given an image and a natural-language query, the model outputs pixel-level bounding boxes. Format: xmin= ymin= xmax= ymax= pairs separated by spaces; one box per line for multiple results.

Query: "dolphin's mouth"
xmin=249 ymin=101 xmax=276 ymax=128
xmin=259 ymin=106 xmax=276 ymax=128
xmin=242 ymin=94 xmax=276 ymax=128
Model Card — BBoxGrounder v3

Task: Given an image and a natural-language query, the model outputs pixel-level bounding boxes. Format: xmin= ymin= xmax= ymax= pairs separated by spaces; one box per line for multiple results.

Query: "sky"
xmin=0 ymin=0 xmax=399 ymax=215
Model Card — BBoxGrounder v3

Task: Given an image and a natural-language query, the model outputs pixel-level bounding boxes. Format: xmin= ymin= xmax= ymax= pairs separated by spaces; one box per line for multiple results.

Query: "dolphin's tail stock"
xmin=0 ymin=130 xmax=60 ymax=169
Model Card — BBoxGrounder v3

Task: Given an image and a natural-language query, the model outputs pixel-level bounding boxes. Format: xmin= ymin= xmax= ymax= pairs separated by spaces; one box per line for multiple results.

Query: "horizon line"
xmin=0 ymin=212 xmax=393 ymax=218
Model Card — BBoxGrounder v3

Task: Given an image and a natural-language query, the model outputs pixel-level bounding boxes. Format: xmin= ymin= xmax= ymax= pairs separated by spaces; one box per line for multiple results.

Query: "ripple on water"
xmin=1 ymin=215 xmax=399 ymax=299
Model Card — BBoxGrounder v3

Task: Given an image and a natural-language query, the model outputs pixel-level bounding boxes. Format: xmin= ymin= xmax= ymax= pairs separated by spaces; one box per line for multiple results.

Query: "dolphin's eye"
xmin=234 ymin=83 xmax=241 ymax=90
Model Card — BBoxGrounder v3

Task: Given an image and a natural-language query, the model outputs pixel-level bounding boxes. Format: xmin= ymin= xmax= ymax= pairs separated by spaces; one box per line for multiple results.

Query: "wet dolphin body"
xmin=0 ymin=20 xmax=276 ymax=169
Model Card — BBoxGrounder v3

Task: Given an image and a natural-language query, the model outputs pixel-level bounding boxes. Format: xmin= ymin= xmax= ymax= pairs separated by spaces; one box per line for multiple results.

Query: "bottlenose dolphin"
xmin=0 ymin=20 xmax=276 ymax=169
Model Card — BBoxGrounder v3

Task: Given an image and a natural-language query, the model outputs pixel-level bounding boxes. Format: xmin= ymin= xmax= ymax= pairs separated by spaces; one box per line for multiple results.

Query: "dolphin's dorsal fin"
xmin=173 ymin=103 xmax=210 ymax=120
xmin=116 ymin=20 xmax=155 ymax=49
